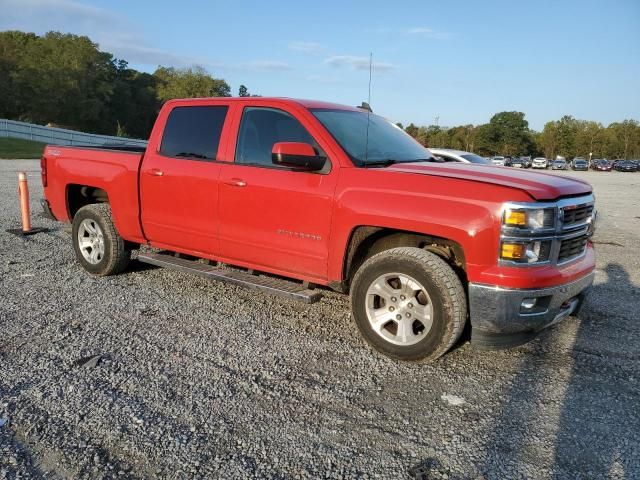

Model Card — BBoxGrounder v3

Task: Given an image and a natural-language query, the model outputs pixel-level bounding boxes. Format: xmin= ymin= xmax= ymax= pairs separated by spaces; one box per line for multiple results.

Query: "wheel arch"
xmin=66 ymin=184 xmax=109 ymax=219
xmin=340 ymin=226 xmax=467 ymax=291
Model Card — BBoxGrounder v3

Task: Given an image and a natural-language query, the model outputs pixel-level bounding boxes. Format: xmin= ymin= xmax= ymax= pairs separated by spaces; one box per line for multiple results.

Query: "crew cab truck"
xmin=40 ymin=97 xmax=597 ymax=361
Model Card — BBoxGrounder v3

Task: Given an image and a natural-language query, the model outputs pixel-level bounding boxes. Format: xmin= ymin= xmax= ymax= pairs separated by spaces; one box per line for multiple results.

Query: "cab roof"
xmin=163 ymin=96 xmax=362 ymax=111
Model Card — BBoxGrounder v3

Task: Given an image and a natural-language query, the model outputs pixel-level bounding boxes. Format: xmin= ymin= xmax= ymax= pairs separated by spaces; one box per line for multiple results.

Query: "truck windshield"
xmin=311 ymin=109 xmax=434 ymax=166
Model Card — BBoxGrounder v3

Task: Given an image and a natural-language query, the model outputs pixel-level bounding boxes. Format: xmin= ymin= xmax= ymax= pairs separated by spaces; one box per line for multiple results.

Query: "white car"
xmin=428 ymin=148 xmax=491 ymax=164
xmin=532 ymin=157 xmax=548 ymax=169
xmin=491 ymin=156 xmax=506 ymax=166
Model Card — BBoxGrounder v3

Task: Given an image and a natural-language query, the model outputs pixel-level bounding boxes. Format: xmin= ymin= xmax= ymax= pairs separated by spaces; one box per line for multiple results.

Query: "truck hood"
xmin=387 ymin=162 xmax=592 ymax=201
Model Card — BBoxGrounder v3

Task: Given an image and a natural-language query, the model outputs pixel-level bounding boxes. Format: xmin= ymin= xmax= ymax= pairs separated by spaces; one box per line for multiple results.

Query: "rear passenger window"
xmin=236 ymin=107 xmax=316 ymax=167
xmin=160 ymin=106 xmax=228 ymax=161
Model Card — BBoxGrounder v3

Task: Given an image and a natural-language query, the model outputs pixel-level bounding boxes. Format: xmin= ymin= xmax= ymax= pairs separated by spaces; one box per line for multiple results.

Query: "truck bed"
xmin=43 ymin=144 xmax=146 ymax=243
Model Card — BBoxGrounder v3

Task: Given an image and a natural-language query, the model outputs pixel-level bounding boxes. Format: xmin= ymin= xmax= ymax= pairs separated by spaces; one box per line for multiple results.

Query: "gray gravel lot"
xmin=1 ymin=160 xmax=639 ymax=479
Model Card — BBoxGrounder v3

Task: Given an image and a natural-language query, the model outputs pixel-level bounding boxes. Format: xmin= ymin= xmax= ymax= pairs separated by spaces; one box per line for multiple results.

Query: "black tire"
xmin=72 ymin=203 xmax=130 ymax=276
xmin=350 ymin=247 xmax=466 ymax=361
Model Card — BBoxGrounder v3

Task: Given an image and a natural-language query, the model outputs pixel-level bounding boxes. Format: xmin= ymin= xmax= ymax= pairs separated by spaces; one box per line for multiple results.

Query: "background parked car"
xmin=532 ymin=157 xmax=548 ymax=169
xmin=521 ymin=156 xmax=532 ymax=168
xmin=428 ymin=148 xmax=491 ymax=164
xmin=614 ymin=160 xmax=638 ymax=172
xmin=592 ymin=159 xmax=612 ymax=171
xmin=572 ymin=158 xmax=589 ymax=171
xmin=491 ymin=155 xmax=506 ymax=166
xmin=509 ymin=157 xmax=527 ymax=168
xmin=552 ymin=158 xmax=568 ymax=170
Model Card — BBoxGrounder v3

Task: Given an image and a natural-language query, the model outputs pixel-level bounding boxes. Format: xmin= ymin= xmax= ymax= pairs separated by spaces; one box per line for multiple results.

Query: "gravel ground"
xmin=1 ymin=160 xmax=639 ymax=479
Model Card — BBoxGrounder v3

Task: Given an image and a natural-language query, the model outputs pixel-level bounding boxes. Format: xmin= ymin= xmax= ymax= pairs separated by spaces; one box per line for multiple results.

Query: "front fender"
xmin=327 ymin=169 xmax=532 ymax=282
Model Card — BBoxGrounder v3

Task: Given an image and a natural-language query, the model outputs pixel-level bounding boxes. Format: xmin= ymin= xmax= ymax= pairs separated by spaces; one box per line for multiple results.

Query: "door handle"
xmin=146 ymin=168 xmax=164 ymax=177
xmin=224 ymin=178 xmax=247 ymax=187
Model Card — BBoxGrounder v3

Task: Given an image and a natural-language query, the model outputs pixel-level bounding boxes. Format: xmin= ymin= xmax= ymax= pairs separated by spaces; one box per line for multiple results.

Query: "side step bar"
xmin=137 ymin=253 xmax=322 ymax=304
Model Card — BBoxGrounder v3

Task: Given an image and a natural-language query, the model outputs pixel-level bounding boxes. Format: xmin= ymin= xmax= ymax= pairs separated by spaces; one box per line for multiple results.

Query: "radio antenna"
xmin=364 ymin=52 xmax=372 ymax=163
xmin=367 ymin=52 xmax=372 ymax=106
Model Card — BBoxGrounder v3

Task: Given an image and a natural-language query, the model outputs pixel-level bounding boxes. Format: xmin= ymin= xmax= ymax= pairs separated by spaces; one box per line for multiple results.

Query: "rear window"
xmin=160 ymin=106 xmax=228 ymax=160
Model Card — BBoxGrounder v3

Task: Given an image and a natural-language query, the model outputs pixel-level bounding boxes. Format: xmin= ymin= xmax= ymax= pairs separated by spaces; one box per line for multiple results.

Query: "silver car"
xmin=491 ymin=156 xmax=506 ymax=166
xmin=428 ymin=148 xmax=491 ymax=164
xmin=532 ymin=157 xmax=548 ymax=169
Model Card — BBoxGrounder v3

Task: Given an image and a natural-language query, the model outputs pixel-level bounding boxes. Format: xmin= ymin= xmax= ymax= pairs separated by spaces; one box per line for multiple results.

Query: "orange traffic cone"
xmin=7 ymin=172 xmax=48 ymax=236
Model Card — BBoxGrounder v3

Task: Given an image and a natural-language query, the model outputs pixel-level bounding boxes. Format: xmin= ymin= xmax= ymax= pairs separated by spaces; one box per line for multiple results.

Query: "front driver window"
xmin=236 ymin=107 xmax=316 ymax=167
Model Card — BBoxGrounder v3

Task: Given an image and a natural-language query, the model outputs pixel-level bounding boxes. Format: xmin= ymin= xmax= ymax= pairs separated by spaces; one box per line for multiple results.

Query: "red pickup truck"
xmin=41 ymin=97 xmax=596 ymax=361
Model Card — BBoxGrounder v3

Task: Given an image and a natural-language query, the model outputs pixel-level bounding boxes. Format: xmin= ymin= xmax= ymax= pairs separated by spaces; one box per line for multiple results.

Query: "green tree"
xmin=0 ymin=31 xmax=116 ymax=131
xmin=554 ymin=115 xmax=579 ymax=157
xmin=539 ymin=121 xmax=559 ymax=159
xmin=606 ymin=120 xmax=640 ymax=159
xmin=473 ymin=124 xmax=495 ymax=155
xmin=575 ymin=120 xmax=604 ymax=158
xmin=447 ymin=124 xmax=476 ymax=151
xmin=0 ymin=31 xmax=39 ymax=120
xmin=0 ymin=30 xmax=245 ymax=137
xmin=486 ymin=111 xmax=531 ymax=155
xmin=154 ymin=66 xmax=231 ymax=102
xmin=106 ymin=59 xmax=160 ymax=138
xmin=415 ymin=126 xmax=430 ymax=146
xmin=238 ymin=84 xmax=249 ymax=97
xmin=425 ymin=125 xmax=447 ymax=147
xmin=405 ymin=123 xmax=419 ymax=138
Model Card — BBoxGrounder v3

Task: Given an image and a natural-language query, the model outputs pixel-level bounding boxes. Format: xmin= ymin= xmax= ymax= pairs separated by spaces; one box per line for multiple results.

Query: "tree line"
xmin=2 ymin=30 xmax=638 ymax=158
xmin=402 ymin=112 xmax=640 ymax=160
xmin=0 ymin=31 xmax=253 ymax=139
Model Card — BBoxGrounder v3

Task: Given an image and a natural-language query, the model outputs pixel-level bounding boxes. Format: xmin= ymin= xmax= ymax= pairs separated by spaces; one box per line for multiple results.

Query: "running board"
xmin=137 ymin=253 xmax=322 ymax=304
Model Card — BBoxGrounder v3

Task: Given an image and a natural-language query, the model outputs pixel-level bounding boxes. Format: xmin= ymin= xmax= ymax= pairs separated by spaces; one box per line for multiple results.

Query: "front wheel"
xmin=350 ymin=247 xmax=467 ymax=361
xmin=72 ymin=204 xmax=131 ymax=276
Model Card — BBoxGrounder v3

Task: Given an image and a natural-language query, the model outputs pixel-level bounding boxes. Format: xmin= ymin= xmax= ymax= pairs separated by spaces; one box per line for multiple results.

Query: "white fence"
xmin=0 ymin=118 xmax=148 ymax=147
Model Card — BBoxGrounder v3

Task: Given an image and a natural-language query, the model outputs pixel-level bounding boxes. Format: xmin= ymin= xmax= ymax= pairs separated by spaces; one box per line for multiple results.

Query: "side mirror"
xmin=271 ymin=142 xmax=325 ymax=171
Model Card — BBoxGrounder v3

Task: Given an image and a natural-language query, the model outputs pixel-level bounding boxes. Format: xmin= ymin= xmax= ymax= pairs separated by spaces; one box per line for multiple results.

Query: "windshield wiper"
xmin=361 ymin=158 xmax=433 ymax=168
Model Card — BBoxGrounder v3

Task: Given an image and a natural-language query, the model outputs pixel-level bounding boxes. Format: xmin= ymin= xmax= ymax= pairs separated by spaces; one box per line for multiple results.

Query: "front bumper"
xmin=468 ymin=271 xmax=595 ymax=349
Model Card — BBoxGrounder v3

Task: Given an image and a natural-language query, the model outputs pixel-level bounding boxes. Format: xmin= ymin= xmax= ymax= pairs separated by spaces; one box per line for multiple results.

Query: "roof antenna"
xmin=364 ymin=52 xmax=373 ymax=163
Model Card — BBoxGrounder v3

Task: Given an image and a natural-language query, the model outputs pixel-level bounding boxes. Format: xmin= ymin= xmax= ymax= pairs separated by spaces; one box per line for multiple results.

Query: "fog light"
xmin=521 ymin=298 xmax=537 ymax=310
xmin=501 ymin=242 xmax=527 ymax=260
xmin=500 ymin=240 xmax=552 ymax=264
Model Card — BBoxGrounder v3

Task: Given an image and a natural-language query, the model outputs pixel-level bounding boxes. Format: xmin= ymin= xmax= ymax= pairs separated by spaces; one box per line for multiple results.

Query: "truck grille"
xmin=562 ymin=204 xmax=593 ymax=228
xmin=558 ymin=234 xmax=589 ymax=262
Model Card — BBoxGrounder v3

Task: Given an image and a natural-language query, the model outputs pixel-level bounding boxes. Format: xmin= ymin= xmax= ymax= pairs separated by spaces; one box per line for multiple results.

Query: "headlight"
xmin=503 ymin=207 xmax=555 ymax=230
xmin=500 ymin=240 xmax=552 ymax=263
xmin=500 ymin=202 xmax=557 ymax=265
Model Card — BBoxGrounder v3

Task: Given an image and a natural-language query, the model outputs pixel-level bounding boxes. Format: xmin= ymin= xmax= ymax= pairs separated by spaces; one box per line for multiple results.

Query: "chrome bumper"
xmin=468 ymin=271 xmax=595 ymax=348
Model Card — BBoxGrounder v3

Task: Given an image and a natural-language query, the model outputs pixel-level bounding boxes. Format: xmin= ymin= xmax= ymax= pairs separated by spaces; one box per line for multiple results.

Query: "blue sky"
xmin=1 ymin=0 xmax=639 ymax=130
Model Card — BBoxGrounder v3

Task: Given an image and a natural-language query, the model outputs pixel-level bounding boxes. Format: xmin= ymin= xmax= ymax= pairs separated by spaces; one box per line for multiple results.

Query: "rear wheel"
xmin=350 ymin=247 xmax=466 ymax=361
xmin=72 ymin=204 xmax=130 ymax=276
